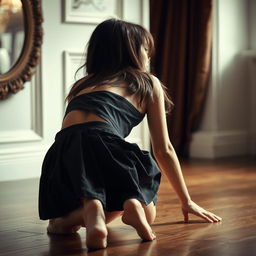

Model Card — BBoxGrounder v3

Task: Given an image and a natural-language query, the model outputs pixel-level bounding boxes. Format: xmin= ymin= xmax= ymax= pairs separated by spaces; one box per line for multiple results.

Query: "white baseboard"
xmin=0 ymin=145 xmax=49 ymax=182
xmin=189 ymin=130 xmax=251 ymax=159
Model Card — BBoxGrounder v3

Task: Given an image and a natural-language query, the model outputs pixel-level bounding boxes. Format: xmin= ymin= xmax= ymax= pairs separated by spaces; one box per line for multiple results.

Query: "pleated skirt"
xmin=38 ymin=121 xmax=161 ymax=220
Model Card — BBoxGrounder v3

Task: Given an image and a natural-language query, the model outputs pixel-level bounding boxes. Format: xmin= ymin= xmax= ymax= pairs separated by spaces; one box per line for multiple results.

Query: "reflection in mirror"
xmin=0 ymin=0 xmax=25 ymax=75
xmin=0 ymin=0 xmax=43 ymax=100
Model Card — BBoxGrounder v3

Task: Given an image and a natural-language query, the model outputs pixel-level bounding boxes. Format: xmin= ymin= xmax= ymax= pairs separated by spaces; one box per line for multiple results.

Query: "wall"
xmin=190 ymin=0 xmax=255 ymax=158
xmin=247 ymin=0 xmax=256 ymax=154
xmin=248 ymin=0 xmax=256 ymax=49
xmin=0 ymin=0 xmax=150 ymax=181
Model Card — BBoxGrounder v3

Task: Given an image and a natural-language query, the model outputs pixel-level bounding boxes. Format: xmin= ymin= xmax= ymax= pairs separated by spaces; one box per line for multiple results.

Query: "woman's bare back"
xmin=61 ymin=84 xmax=147 ymax=130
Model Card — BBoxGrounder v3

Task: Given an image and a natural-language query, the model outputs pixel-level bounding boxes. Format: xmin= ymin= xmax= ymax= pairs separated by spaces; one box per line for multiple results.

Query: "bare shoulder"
xmin=146 ymin=74 xmax=164 ymax=108
xmin=150 ymin=74 xmax=163 ymax=102
xmin=149 ymin=74 xmax=163 ymax=95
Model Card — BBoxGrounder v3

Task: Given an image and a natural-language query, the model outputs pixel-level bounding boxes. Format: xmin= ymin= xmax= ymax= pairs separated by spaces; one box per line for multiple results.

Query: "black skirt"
xmin=39 ymin=121 xmax=161 ymax=220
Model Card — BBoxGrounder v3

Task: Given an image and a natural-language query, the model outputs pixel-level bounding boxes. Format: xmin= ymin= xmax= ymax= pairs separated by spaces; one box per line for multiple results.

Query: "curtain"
xmin=150 ymin=0 xmax=213 ymax=157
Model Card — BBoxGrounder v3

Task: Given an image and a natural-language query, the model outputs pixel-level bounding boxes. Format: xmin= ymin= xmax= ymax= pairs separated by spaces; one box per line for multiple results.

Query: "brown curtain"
xmin=150 ymin=0 xmax=212 ymax=157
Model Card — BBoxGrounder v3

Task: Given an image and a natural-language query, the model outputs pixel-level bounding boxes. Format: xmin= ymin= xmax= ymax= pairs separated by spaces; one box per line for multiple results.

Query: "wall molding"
xmin=31 ymin=65 xmax=43 ymax=137
xmin=0 ymin=66 xmax=43 ymax=144
xmin=0 ymin=145 xmax=49 ymax=164
xmin=189 ymin=130 xmax=250 ymax=159
xmin=63 ymin=51 xmax=85 ymax=109
xmin=0 ymin=130 xmax=42 ymax=144
xmin=0 ymin=144 xmax=49 ymax=181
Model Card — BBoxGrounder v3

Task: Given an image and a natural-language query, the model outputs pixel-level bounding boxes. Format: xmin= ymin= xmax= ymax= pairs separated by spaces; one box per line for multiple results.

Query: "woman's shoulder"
xmin=146 ymin=74 xmax=164 ymax=99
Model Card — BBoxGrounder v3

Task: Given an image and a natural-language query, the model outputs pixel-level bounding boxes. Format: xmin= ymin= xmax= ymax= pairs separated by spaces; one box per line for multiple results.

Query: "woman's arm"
xmin=147 ymin=75 xmax=191 ymax=204
xmin=146 ymin=75 xmax=222 ymax=223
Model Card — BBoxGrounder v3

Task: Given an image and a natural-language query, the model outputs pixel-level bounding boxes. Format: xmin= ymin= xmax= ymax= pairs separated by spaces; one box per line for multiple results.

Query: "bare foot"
xmin=86 ymin=223 xmax=108 ymax=250
xmin=47 ymin=218 xmax=81 ymax=234
xmin=121 ymin=199 xmax=156 ymax=241
xmin=83 ymin=200 xmax=108 ymax=250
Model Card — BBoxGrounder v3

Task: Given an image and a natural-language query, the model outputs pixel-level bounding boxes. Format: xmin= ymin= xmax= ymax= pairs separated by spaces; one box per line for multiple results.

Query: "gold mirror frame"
xmin=0 ymin=0 xmax=43 ymax=100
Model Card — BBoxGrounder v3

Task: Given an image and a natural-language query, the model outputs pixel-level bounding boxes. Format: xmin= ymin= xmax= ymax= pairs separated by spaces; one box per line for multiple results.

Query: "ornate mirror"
xmin=0 ymin=0 xmax=43 ymax=100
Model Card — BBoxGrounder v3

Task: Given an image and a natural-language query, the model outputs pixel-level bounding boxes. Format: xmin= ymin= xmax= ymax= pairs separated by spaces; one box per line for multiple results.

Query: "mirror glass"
xmin=0 ymin=0 xmax=24 ymax=75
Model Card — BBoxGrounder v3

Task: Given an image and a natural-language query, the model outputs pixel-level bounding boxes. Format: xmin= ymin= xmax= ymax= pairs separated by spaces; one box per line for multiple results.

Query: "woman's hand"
xmin=182 ymin=200 xmax=222 ymax=223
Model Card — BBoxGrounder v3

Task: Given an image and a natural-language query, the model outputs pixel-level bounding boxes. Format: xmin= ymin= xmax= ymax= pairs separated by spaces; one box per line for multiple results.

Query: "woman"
xmin=38 ymin=18 xmax=221 ymax=250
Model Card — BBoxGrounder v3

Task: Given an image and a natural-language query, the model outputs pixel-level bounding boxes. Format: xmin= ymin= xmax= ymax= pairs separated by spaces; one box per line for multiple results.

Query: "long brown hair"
xmin=65 ymin=18 xmax=173 ymax=113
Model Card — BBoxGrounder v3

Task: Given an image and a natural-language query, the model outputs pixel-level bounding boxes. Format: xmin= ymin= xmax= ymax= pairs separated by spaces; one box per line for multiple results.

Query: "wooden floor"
xmin=0 ymin=157 xmax=256 ymax=256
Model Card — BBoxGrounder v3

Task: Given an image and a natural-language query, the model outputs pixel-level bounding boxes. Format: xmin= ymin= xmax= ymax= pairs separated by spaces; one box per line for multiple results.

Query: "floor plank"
xmin=0 ymin=157 xmax=255 ymax=256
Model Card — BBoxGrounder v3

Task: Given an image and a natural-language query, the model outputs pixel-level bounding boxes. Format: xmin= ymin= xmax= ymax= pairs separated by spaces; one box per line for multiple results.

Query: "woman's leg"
xmin=47 ymin=198 xmax=155 ymax=246
xmin=104 ymin=210 xmax=123 ymax=224
xmin=47 ymin=206 xmax=84 ymax=234
xmin=47 ymin=205 xmax=123 ymax=234
xmin=47 ymin=199 xmax=124 ymax=249
xmin=141 ymin=201 xmax=156 ymax=225
xmin=121 ymin=198 xmax=156 ymax=241
xmin=81 ymin=199 xmax=108 ymax=250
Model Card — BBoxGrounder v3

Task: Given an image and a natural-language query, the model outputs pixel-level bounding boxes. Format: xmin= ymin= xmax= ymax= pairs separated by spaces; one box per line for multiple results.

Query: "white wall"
xmin=190 ymin=0 xmax=255 ymax=158
xmin=246 ymin=0 xmax=256 ymax=154
xmin=248 ymin=0 xmax=256 ymax=49
xmin=0 ymin=0 xmax=150 ymax=181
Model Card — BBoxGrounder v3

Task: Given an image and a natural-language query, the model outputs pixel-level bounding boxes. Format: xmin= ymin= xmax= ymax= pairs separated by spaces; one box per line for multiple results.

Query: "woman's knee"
xmin=123 ymin=198 xmax=141 ymax=210
xmin=123 ymin=198 xmax=156 ymax=225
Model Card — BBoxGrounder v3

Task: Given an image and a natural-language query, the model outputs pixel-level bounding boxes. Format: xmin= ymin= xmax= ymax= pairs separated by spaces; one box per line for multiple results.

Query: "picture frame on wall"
xmin=63 ymin=0 xmax=123 ymax=24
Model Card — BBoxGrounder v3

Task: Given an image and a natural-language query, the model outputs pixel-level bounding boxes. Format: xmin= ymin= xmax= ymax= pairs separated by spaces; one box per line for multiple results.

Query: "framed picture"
xmin=63 ymin=0 xmax=122 ymax=24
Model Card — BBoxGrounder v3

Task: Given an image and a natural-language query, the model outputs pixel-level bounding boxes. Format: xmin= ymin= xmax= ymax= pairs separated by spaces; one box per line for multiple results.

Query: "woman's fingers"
xmin=216 ymin=215 xmax=222 ymax=221
xmin=210 ymin=213 xmax=222 ymax=222
xmin=202 ymin=211 xmax=222 ymax=223
xmin=201 ymin=213 xmax=214 ymax=223
xmin=210 ymin=214 xmax=221 ymax=222
xmin=191 ymin=210 xmax=214 ymax=223
xmin=206 ymin=210 xmax=222 ymax=222
xmin=182 ymin=201 xmax=222 ymax=223
xmin=182 ymin=208 xmax=189 ymax=223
